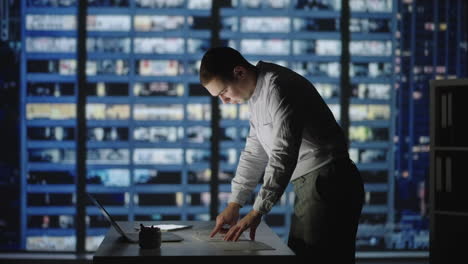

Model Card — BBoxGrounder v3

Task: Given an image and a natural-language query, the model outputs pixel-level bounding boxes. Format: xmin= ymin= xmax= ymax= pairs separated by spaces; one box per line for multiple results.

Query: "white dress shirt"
xmin=228 ymin=61 xmax=349 ymax=214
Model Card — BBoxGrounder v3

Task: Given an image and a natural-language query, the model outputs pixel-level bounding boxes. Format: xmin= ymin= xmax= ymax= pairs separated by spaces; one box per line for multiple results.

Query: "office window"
xmin=21 ymin=0 xmax=213 ymax=251
xmin=20 ymin=0 xmax=446 ymax=253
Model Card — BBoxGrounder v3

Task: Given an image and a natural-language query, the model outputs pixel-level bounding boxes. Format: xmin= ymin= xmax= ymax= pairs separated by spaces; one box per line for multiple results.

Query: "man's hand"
xmin=210 ymin=202 xmax=241 ymax=238
xmin=224 ymin=209 xmax=262 ymax=241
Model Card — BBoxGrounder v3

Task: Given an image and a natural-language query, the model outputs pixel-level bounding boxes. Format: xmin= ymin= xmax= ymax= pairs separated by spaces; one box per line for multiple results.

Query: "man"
xmin=200 ymin=47 xmax=364 ymax=263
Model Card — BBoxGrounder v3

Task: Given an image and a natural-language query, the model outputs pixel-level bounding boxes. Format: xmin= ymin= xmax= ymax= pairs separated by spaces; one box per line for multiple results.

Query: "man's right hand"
xmin=209 ymin=202 xmax=241 ymax=238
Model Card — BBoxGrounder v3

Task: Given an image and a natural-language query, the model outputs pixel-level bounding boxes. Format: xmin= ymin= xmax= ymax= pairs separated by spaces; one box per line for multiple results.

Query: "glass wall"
xmin=21 ymin=0 xmax=213 ymax=251
xmin=23 ymin=0 xmax=78 ymax=250
xmin=349 ymin=0 xmax=396 ymax=251
xmin=393 ymin=0 xmax=468 ymax=251
xmin=19 ymin=0 xmax=430 ymax=253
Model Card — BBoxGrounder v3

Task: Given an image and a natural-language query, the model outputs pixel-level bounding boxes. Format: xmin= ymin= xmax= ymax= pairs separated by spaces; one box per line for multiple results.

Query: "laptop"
xmin=86 ymin=192 xmax=184 ymax=243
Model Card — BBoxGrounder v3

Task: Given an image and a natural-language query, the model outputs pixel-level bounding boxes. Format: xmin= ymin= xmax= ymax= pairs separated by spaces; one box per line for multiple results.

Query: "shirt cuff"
xmin=253 ymin=196 xmax=275 ymax=215
xmin=228 ymin=189 xmax=251 ymax=207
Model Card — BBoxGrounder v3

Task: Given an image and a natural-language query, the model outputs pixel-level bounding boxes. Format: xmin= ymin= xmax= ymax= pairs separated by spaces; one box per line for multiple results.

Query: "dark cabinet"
xmin=430 ymin=79 xmax=468 ymax=264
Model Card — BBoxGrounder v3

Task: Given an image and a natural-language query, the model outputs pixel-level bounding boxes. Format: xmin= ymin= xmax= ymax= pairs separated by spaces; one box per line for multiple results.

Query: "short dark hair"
xmin=199 ymin=47 xmax=253 ymax=85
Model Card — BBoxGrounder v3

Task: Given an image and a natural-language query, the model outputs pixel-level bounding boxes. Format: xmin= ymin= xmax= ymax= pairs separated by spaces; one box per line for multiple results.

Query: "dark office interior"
xmin=0 ymin=0 xmax=467 ymax=263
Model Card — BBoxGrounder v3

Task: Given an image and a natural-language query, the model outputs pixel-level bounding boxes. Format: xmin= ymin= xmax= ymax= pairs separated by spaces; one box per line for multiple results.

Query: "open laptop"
xmin=86 ymin=192 xmax=183 ymax=243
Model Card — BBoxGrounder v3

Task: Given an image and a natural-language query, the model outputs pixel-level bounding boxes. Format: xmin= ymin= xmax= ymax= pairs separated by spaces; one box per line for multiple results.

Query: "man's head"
xmin=199 ymin=47 xmax=257 ymax=104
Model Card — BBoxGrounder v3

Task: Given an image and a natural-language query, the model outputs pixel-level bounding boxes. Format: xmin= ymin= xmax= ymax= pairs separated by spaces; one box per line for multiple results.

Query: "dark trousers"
xmin=288 ymin=157 xmax=364 ymax=263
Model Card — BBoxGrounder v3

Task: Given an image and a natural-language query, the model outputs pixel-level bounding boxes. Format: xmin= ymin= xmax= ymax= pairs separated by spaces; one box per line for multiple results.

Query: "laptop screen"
xmin=86 ymin=192 xmax=130 ymax=239
xmin=86 ymin=192 xmax=184 ymax=242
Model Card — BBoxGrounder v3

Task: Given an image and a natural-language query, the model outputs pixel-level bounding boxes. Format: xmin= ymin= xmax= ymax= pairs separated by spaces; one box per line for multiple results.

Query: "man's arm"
xmin=253 ymin=87 xmax=304 ymax=215
xmin=212 ymin=122 xmax=268 ymax=240
xmin=224 ymin=90 xmax=303 ymax=241
xmin=229 ymin=120 xmax=269 ymax=206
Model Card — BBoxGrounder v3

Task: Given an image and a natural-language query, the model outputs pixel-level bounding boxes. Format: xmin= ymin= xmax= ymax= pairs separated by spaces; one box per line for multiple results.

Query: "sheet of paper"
xmin=192 ymin=228 xmax=275 ymax=251
xmin=135 ymin=224 xmax=191 ymax=231
xmin=151 ymin=224 xmax=191 ymax=231
xmin=193 ymin=229 xmax=250 ymax=242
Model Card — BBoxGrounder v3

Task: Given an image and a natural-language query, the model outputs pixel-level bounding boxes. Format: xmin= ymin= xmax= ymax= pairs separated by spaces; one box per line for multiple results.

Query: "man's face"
xmin=204 ymin=65 xmax=254 ymax=105
xmin=205 ymin=78 xmax=246 ymax=104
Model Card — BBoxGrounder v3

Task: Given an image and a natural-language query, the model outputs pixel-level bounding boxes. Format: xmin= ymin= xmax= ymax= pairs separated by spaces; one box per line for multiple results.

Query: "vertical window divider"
xmin=340 ymin=0 xmax=351 ymax=147
xmin=76 ymin=0 xmax=88 ymax=255
xmin=19 ymin=0 xmax=26 ymax=251
xmin=209 ymin=0 xmax=222 ymax=220
xmin=388 ymin=0 xmax=399 ymax=226
xmin=128 ymin=0 xmax=136 ymax=223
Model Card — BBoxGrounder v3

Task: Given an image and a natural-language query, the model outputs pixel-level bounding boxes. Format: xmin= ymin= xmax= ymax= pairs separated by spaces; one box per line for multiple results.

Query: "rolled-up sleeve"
xmin=228 ymin=120 xmax=269 ymax=206
xmin=253 ymin=88 xmax=304 ymax=214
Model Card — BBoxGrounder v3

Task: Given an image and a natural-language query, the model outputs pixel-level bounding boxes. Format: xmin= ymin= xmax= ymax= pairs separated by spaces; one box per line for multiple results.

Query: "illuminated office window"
xmin=350 ymin=18 xmax=391 ymax=33
xmin=294 ymin=0 xmax=341 ymax=10
xmin=350 ymin=0 xmax=392 ymax=12
xmin=136 ymin=60 xmax=182 ymax=76
xmin=87 ymin=149 xmax=130 ymax=165
xmin=134 ymin=16 xmax=184 ymax=31
xmin=291 ymin=62 xmax=341 ymax=78
xmin=87 ymin=38 xmax=131 ymax=53
xmin=133 ymin=104 xmax=184 ymax=121
xmin=349 ymin=126 xmax=389 ymax=142
xmin=134 ymin=38 xmax=185 ymax=54
xmin=241 ymin=17 xmax=290 ymax=33
xmin=313 ymin=83 xmax=339 ymax=99
xmin=26 ymin=37 xmax=76 ymax=53
xmin=26 ymin=15 xmax=76 ymax=30
xmin=350 ymin=104 xmax=391 ymax=121
xmin=133 ymin=126 xmax=183 ymax=143
xmin=87 ymin=169 xmax=131 ymax=187
xmin=134 ymin=82 xmax=184 ymax=97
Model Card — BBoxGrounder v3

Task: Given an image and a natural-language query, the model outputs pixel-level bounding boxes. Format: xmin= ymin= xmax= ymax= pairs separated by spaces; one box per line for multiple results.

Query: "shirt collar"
xmin=249 ymin=61 xmax=265 ymax=104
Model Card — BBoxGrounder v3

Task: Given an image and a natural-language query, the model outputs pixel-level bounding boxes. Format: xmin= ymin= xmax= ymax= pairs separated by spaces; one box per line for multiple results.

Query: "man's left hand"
xmin=223 ymin=210 xmax=262 ymax=241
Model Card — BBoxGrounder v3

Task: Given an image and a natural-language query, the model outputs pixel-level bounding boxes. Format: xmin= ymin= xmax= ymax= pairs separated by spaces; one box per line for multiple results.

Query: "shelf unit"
xmin=429 ymin=78 xmax=468 ymax=263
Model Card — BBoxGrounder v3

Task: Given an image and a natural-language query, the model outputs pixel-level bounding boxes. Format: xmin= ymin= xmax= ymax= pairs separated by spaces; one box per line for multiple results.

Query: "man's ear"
xmin=233 ymin=66 xmax=245 ymax=79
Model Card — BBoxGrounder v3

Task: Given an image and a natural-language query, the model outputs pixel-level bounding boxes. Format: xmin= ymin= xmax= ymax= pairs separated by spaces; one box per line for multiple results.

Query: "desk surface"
xmin=93 ymin=220 xmax=294 ymax=263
